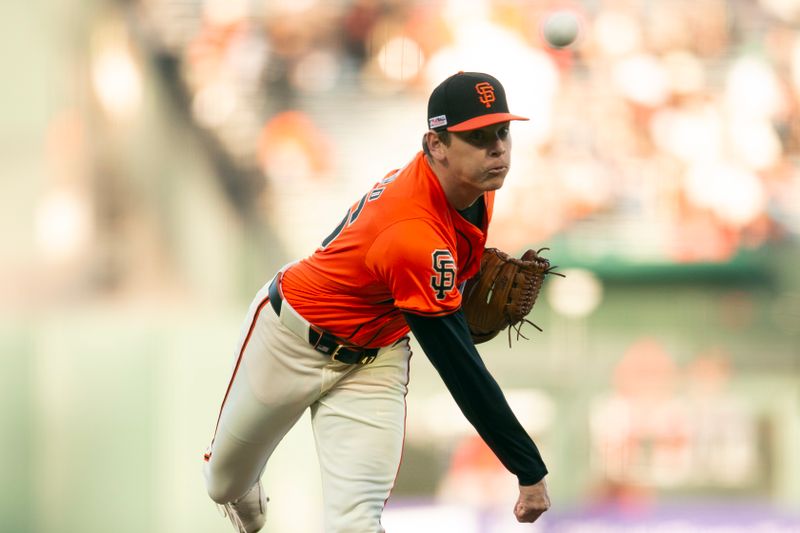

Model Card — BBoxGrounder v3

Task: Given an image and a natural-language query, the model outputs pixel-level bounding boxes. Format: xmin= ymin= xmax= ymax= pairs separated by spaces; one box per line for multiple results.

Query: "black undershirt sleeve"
xmin=403 ymin=309 xmax=548 ymax=485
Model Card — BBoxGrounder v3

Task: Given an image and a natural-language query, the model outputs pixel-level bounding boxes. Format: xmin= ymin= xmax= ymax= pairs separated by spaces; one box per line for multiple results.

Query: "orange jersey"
xmin=280 ymin=151 xmax=493 ymax=348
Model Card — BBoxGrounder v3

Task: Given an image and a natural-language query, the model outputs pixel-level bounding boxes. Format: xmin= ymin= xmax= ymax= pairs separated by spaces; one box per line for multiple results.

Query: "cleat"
xmin=219 ymin=480 xmax=268 ymax=533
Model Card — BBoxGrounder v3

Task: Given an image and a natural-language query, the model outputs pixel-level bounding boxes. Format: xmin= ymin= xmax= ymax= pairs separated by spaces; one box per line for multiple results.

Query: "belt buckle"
xmin=331 ymin=345 xmax=375 ymax=365
xmin=330 ymin=344 xmax=346 ymax=363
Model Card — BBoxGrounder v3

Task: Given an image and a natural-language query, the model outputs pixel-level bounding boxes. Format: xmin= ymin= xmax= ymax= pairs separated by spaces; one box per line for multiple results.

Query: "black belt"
xmin=268 ymin=278 xmax=379 ymax=365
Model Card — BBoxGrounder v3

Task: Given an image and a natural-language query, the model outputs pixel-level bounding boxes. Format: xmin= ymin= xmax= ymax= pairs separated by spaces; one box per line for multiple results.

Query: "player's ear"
xmin=424 ymin=130 xmax=448 ymax=160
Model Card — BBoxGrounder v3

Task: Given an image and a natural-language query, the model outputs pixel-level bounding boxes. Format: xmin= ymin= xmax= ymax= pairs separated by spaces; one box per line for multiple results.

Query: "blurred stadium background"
xmin=2 ymin=0 xmax=800 ymax=531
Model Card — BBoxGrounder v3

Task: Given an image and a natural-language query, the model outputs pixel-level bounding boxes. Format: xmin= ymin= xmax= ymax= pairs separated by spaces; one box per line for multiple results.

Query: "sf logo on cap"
xmin=475 ymin=82 xmax=495 ymax=108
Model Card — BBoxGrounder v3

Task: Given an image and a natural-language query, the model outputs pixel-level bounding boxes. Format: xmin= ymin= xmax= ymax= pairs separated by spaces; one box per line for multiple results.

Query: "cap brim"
xmin=447 ymin=113 xmax=529 ymax=132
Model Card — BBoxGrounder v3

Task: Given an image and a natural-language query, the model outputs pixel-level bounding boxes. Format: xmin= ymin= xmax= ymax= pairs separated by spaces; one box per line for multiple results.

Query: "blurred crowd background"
xmin=2 ymin=0 xmax=800 ymax=532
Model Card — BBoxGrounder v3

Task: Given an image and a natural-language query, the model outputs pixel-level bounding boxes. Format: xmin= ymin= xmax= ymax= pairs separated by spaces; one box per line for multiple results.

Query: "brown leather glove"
xmin=461 ymin=248 xmax=563 ymax=345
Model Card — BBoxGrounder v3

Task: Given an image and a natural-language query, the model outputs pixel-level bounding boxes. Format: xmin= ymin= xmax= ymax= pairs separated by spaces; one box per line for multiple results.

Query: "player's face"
xmin=447 ymin=122 xmax=512 ymax=192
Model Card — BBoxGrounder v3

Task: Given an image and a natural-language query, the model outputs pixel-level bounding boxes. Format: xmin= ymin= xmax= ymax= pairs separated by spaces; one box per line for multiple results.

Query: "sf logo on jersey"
xmin=430 ymin=250 xmax=456 ymax=300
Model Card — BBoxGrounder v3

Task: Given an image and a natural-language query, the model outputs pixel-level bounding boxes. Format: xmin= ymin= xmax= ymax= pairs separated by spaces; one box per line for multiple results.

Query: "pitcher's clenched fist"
xmin=514 ymin=479 xmax=551 ymax=523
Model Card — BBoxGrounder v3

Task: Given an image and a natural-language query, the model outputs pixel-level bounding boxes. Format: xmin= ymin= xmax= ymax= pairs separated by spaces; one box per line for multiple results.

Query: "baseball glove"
xmin=461 ymin=247 xmax=564 ymax=345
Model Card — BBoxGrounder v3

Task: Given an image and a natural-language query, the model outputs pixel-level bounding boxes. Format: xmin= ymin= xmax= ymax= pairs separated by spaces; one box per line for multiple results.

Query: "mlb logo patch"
xmin=428 ymin=115 xmax=447 ymax=129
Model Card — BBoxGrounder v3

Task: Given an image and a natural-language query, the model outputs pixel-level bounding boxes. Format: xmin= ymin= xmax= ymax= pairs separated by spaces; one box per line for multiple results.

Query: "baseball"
xmin=542 ymin=10 xmax=580 ymax=49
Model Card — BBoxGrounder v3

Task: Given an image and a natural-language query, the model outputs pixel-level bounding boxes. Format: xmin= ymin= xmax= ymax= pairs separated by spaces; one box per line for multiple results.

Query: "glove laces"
xmin=506 ymin=248 xmax=565 ymax=347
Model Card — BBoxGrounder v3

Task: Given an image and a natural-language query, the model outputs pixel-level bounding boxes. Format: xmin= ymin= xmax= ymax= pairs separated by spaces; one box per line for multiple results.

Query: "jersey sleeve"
xmin=365 ymin=219 xmax=461 ymax=316
xmin=404 ymin=310 xmax=548 ymax=485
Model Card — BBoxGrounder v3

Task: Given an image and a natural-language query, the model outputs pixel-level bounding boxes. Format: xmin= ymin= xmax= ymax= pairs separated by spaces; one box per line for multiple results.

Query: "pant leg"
xmin=310 ymin=338 xmax=412 ymax=533
xmin=204 ymin=288 xmax=329 ymax=504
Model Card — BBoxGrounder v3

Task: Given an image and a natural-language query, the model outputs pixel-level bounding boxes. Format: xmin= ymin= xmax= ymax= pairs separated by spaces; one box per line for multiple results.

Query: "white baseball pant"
xmin=203 ymin=280 xmax=412 ymax=533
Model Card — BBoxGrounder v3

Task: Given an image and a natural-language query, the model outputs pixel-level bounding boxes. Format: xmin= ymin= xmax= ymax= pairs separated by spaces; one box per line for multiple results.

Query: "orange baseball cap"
xmin=427 ymin=71 xmax=529 ymax=132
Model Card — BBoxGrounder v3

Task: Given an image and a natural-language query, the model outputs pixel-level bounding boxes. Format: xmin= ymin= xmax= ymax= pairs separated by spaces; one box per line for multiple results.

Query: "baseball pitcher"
xmin=203 ymin=71 xmax=553 ymax=533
